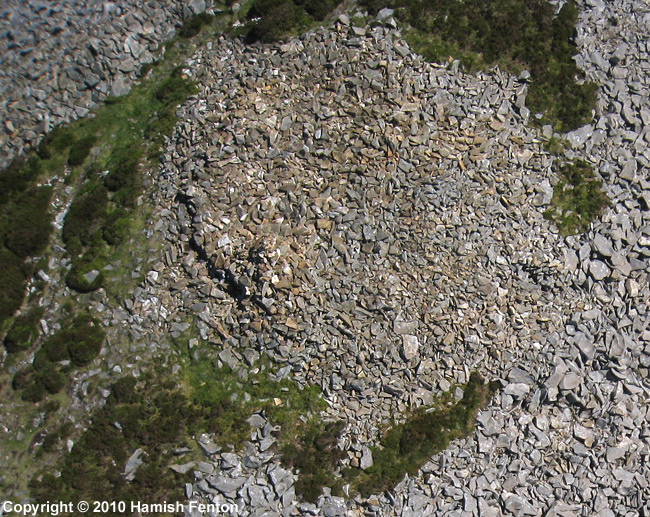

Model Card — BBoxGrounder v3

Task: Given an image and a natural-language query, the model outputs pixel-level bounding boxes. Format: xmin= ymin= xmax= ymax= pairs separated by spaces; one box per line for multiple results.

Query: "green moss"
xmin=543 ymin=160 xmax=610 ymax=235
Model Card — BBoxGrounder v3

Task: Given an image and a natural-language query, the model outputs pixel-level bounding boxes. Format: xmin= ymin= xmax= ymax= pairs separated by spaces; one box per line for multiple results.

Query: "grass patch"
xmin=361 ymin=0 xmax=597 ymax=132
xmin=342 ymin=373 xmax=498 ymax=497
xmin=187 ymin=355 xmax=326 ymax=448
xmin=543 ymin=160 xmax=610 ymax=235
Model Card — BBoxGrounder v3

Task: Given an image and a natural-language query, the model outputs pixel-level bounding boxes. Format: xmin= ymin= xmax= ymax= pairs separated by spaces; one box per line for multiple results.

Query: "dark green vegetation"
xmin=281 ymin=421 xmax=345 ymax=501
xmin=3 ymin=307 xmax=44 ymax=353
xmin=544 ymin=160 xmax=610 ymax=235
xmin=0 ymin=156 xmax=52 ymax=329
xmin=179 ymin=12 xmax=216 ymax=38
xmin=12 ymin=313 xmax=105 ymax=402
xmin=243 ymin=0 xmax=342 ymax=42
xmin=361 ymin=0 xmax=597 ymax=132
xmin=30 ymin=356 xmax=327 ymax=510
xmin=342 ymin=373 xmax=497 ymax=496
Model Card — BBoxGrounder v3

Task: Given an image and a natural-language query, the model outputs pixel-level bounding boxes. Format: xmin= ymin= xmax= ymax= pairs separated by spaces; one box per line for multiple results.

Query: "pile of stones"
xmin=152 ymin=2 xmax=649 ymax=513
xmin=4 ymin=0 xmax=650 ymax=514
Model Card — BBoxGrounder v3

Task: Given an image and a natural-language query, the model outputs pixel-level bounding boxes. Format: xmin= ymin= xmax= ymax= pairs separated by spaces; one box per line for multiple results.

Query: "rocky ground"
xmin=2 ymin=0 xmax=650 ymax=515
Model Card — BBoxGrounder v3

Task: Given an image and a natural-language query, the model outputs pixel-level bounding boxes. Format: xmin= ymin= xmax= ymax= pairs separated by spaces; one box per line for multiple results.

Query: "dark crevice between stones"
xmin=175 ymin=192 xmax=273 ymax=316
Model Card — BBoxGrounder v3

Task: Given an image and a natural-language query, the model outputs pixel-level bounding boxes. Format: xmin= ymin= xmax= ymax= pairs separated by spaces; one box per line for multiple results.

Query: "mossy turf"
xmin=544 ymin=160 xmax=610 ymax=235
xmin=361 ymin=0 xmax=596 ymax=132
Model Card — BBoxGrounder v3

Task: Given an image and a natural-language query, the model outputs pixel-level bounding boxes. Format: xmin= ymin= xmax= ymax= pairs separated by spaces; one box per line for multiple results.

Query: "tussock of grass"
xmin=544 ymin=160 xmax=610 ymax=235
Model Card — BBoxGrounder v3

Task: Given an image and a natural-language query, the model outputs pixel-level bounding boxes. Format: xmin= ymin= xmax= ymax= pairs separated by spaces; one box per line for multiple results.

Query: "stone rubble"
xmin=3 ymin=0 xmax=650 ymax=514
xmin=159 ymin=2 xmax=650 ymax=513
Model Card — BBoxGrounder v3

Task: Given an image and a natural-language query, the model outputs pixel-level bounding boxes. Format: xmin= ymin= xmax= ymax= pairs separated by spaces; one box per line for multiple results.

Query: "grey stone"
xmin=124 ymin=448 xmax=144 ymax=481
xmin=83 ymin=269 xmax=101 ymax=284
xmin=589 ymin=260 xmax=610 ymax=281
xmin=170 ymin=462 xmax=196 ymax=474
xmin=593 ymin=234 xmax=614 ymax=256
xmin=401 ymin=334 xmax=419 ymax=361
xmin=209 ymin=476 xmax=247 ymax=494
xmin=360 ymin=446 xmax=373 ymax=470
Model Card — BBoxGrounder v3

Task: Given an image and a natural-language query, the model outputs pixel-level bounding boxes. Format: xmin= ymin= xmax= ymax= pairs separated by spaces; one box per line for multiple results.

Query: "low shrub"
xmin=179 ymin=12 xmax=215 ymax=38
xmin=0 ymin=249 xmax=27 ymax=327
xmin=36 ymin=126 xmax=77 ymax=160
xmin=62 ymin=184 xmax=108 ymax=247
xmin=68 ymin=135 xmax=97 ymax=167
xmin=4 ymin=186 xmax=53 ymax=259
xmin=3 ymin=306 xmax=44 ymax=353
xmin=302 ymin=0 xmax=337 ymax=21
xmin=154 ymin=74 xmax=196 ymax=107
xmin=104 ymin=147 xmax=142 ymax=193
xmin=245 ymin=0 xmax=309 ymax=43
xmin=0 ymin=157 xmax=43 ymax=207
xmin=281 ymin=421 xmax=344 ymax=501
xmin=103 ymin=209 xmax=131 ymax=246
